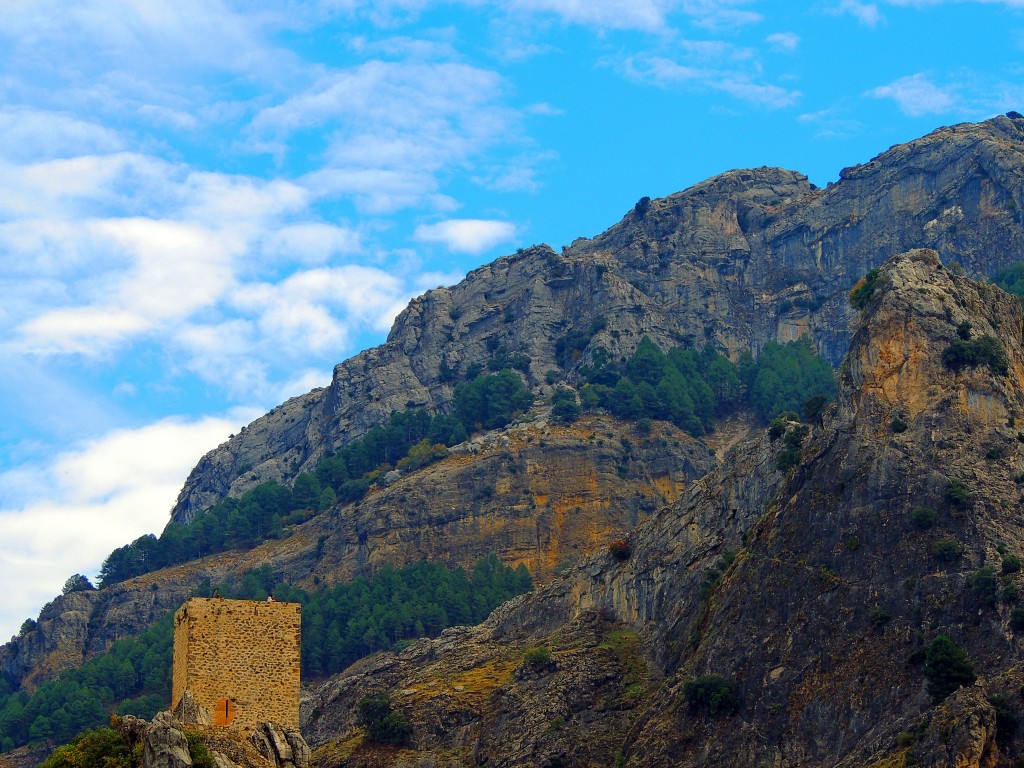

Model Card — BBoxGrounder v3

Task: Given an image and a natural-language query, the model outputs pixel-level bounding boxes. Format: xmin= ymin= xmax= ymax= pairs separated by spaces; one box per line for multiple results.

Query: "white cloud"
xmin=765 ymin=32 xmax=800 ymax=52
xmin=233 ymin=265 xmax=408 ymax=349
xmin=867 ymin=73 xmax=956 ymax=116
xmin=626 ymin=55 xmax=801 ymax=109
xmin=831 ymin=0 xmax=883 ymax=27
xmin=260 ymin=223 xmax=363 ymax=265
xmin=15 ymin=218 xmax=242 ymax=355
xmin=0 ymin=413 xmax=257 ymax=642
xmin=250 ymin=59 xmax=518 ymax=213
xmin=506 ymin=0 xmax=672 ymax=31
xmin=0 ymin=108 xmax=125 ymax=162
xmin=414 ymin=218 xmax=518 ymax=254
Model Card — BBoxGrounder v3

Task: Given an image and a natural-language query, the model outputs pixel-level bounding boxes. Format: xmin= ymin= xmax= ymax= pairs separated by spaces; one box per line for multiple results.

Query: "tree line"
xmin=98 ymin=369 xmax=534 ymax=588
xmin=0 ymin=556 xmax=531 ymax=753
xmin=563 ymin=335 xmax=835 ymax=431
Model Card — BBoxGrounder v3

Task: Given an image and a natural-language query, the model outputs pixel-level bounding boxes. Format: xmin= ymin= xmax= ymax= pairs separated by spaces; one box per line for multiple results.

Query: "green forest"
xmin=571 ymin=335 xmax=835 ymax=432
xmin=97 ymin=369 xmax=534 ymax=587
xmin=98 ymin=338 xmax=835 ymax=589
xmin=0 ymin=556 xmax=531 ymax=753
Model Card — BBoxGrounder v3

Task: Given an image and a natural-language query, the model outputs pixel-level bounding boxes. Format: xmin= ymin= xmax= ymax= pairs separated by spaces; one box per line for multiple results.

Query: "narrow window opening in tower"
xmin=213 ymin=697 xmax=236 ymax=726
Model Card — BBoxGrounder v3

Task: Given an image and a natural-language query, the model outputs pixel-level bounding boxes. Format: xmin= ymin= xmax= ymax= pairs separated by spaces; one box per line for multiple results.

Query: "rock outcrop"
xmin=9 ymin=116 xmax=1024 ymax=767
xmin=301 ymin=250 xmax=1024 ymax=767
xmin=171 ymin=116 xmax=1024 ymax=521
xmin=2 ymin=414 xmax=714 ymax=690
xmin=114 ymin=712 xmax=311 ymax=768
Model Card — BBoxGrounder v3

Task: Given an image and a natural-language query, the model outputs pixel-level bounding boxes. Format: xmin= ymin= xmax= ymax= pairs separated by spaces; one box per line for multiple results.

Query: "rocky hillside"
xmin=172 ymin=115 xmax=1024 ymax=521
xmin=6 ymin=116 xmax=1024 ymax=767
xmin=301 ymin=249 xmax=1024 ymax=767
xmin=1 ymin=414 xmax=713 ymax=691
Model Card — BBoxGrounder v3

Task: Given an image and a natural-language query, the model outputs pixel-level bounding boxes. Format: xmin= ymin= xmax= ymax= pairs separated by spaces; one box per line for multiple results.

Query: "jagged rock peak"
xmin=165 ymin=113 xmax=1024 ymax=520
xmin=843 ymin=247 xmax=1024 ymax=423
xmin=301 ymin=252 xmax=1024 ymax=768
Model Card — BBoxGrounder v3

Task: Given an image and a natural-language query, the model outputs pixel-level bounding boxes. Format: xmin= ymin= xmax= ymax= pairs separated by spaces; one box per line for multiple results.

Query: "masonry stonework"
xmin=172 ymin=598 xmax=301 ymax=730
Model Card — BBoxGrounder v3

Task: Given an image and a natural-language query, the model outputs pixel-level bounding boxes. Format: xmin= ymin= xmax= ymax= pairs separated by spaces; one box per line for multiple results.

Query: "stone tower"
xmin=172 ymin=597 xmax=301 ymax=730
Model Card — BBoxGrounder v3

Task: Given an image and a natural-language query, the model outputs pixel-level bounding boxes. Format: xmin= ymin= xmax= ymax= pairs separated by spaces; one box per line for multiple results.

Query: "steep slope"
xmin=172 ymin=116 xmax=1024 ymax=521
xmin=302 ymin=249 xmax=1024 ymax=768
xmin=1 ymin=414 xmax=714 ymax=690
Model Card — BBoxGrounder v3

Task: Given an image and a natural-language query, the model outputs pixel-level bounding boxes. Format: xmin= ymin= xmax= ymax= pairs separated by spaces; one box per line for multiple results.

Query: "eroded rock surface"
xmin=301 ymin=251 xmax=1024 ymax=767
xmin=171 ymin=116 xmax=1024 ymax=521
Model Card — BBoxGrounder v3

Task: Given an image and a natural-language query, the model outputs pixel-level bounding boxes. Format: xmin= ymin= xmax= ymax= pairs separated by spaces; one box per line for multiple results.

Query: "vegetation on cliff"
xmin=98 ymin=370 xmax=533 ymax=588
xmin=0 ymin=557 xmax=530 ymax=753
xmin=577 ymin=336 xmax=835 ymax=431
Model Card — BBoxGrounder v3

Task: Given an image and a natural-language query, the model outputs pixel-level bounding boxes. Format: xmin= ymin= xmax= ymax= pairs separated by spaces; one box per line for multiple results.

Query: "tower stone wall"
xmin=172 ymin=598 xmax=301 ymax=730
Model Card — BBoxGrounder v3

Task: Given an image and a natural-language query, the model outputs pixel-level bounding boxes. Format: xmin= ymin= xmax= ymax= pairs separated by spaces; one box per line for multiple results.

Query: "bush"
xmin=986 ymin=444 xmax=1007 ymax=461
xmin=1011 ymin=607 xmax=1024 ymax=630
xmin=891 ymin=416 xmax=908 ymax=433
xmin=550 ymin=389 xmax=581 ymax=424
xmin=41 ymin=727 xmax=135 ymax=768
xmin=868 ymin=604 xmax=892 ymax=629
xmin=932 ymin=539 xmax=963 ymax=563
xmin=942 ymin=336 xmax=1009 ymax=376
xmin=776 ymin=448 xmax=802 ymax=471
xmin=911 ymin=507 xmax=937 ymax=530
xmin=767 ymin=417 xmax=788 ymax=440
xmin=357 ymin=695 xmax=411 ymax=745
xmin=923 ymin=635 xmax=976 ymax=703
xmin=1003 ymin=555 xmax=1022 ymax=575
xmin=523 ymin=646 xmax=552 ymax=665
xmin=849 ymin=268 xmax=881 ymax=309
xmin=609 ymin=539 xmax=631 ymax=561
xmin=683 ymin=675 xmax=739 ymax=716
xmin=185 ymin=732 xmax=216 ymax=768
xmin=989 ymin=694 xmax=1018 ymax=738
xmin=944 ymin=479 xmax=973 ymax=511
xmin=968 ymin=566 xmax=999 ymax=607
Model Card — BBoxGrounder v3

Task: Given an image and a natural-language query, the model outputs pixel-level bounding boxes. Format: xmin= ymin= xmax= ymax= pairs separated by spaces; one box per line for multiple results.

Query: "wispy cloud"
xmin=506 ymin=0 xmax=673 ymax=32
xmin=765 ymin=32 xmax=800 ymax=53
xmin=680 ymin=0 xmax=762 ymax=30
xmin=830 ymin=0 xmax=883 ymax=27
xmin=625 ymin=54 xmax=801 ymax=109
xmin=867 ymin=72 xmax=956 ymax=116
xmin=797 ymin=107 xmax=864 ymax=138
xmin=414 ymin=219 xmax=518 ymax=254
xmin=0 ymin=413 xmax=255 ymax=641
xmin=250 ymin=59 xmax=519 ymax=213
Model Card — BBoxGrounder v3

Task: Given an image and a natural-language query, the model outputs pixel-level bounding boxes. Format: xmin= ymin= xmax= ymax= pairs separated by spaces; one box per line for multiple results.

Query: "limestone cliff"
xmin=301 ymin=250 xmax=1024 ymax=767
xmin=8 ymin=116 xmax=1024 ymax=766
xmin=1 ymin=414 xmax=713 ymax=690
xmin=171 ymin=116 xmax=1024 ymax=521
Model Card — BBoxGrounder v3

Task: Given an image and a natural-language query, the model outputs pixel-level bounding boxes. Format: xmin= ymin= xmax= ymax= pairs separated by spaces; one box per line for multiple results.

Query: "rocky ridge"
xmin=172 ymin=116 xmax=1024 ymax=521
xmin=6 ymin=117 xmax=1024 ymax=765
xmin=301 ymin=250 xmax=1024 ymax=767
xmin=2 ymin=414 xmax=713 ymax=690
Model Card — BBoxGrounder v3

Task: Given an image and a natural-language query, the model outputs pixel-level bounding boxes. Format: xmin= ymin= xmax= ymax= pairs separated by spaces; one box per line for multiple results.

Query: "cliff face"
xmin=1 ymin=414 xmax=714 ymax=690
xmin=302 ymin=250 xmax=1024 ymax=768
xmin=171 ymin=116 xmax=1024 ymax=522
xmin=8 ymin=117 xmax=1024 ymax=764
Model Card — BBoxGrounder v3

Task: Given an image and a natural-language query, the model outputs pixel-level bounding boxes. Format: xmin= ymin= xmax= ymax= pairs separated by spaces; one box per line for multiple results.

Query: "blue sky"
xmin=1 ymin=0 xmax=1022 ymax=641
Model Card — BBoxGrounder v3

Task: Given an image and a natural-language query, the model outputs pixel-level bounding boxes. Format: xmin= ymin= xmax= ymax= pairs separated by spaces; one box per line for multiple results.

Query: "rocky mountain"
xmin=172 ymin=115 xmax=1024 ymax=521
xmin=1 ymin=413 xmax=714 ymax=692
xmin=6 ymin=116 xmax=1024 ymax=767
xmin=301 ymin=248 xmax=1024 ymax=767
